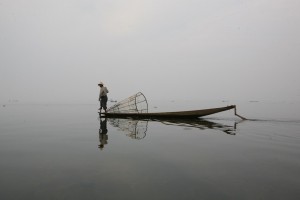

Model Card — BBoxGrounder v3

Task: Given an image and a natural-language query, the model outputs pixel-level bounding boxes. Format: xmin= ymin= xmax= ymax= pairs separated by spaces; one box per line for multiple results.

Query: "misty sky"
xmin=1 ymin=0 xmax=299 ymax=104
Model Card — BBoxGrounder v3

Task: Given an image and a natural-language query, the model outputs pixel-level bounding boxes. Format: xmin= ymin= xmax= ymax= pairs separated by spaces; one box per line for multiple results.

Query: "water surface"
xmin=0 ymin=102 xmax=300 ymax=200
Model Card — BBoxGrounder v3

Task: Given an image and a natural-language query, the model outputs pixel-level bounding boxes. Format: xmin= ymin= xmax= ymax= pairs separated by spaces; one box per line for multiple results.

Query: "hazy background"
xmin=1 ymin=0 xmax=299 ymax=104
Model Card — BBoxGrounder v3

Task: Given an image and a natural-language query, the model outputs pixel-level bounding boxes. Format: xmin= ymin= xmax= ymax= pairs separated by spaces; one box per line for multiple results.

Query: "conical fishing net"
xmin=107 ymin=92 xmax=148 ymax=113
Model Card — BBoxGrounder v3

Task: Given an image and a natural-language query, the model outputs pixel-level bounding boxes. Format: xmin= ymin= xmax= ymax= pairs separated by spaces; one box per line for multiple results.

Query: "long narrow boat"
xmin=99 ymin=92 xmax=246 ymax=119
xmin=101 ymin=105 xmax=237 ymax=119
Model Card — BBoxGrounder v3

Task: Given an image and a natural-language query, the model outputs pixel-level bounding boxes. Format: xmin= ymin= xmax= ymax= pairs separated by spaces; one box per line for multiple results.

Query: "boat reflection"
xmin=155 ymin=118 xmax=236 ymax=135
xmin=107 ymin=117 xmax=236 ymax=140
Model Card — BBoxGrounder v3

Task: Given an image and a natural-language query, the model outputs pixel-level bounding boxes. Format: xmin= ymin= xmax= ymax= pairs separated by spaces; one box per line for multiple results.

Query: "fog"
xmin=1 ymin=0 xmax=299 ymax=104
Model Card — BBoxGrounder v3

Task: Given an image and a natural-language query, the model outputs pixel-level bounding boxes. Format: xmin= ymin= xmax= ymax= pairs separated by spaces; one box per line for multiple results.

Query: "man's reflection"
xmin=99 ymin=118 xmax=108 ymax=150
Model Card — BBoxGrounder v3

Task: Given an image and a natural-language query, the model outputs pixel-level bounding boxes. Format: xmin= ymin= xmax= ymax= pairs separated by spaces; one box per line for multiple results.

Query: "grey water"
xmin=1 ymin=101 xmax=300 ymax=200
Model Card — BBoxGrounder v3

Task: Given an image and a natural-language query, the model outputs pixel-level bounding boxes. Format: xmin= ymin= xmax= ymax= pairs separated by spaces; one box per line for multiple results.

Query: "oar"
xmin=234 ymin=106 xmax=247 ymax=120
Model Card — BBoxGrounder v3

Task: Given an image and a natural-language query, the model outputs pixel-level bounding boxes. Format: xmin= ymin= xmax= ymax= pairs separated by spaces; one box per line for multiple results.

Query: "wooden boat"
xmin=99 ymin=92 xmax=246 ymax=119
xmin=101 ymin=105 xmax=238 ymax=119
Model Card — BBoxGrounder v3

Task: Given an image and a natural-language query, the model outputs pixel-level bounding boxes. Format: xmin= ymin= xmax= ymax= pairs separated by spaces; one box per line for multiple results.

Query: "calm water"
xmin=1 ymin=101 xmax=300 ymax=200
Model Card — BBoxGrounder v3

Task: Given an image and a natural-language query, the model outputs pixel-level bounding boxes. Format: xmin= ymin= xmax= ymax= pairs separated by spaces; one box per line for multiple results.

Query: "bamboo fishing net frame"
xmin=107 ymin=92 xmax=148 ymax=113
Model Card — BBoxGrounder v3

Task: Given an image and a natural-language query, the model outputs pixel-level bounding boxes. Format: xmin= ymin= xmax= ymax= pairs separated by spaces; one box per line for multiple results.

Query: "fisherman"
xmin=98 ymin=82 xmax=109 ymax=113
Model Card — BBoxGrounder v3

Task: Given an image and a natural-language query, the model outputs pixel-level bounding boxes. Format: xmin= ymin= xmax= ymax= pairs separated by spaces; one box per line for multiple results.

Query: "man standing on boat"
xmin=98 ymin=82 xmax=109 ymax=113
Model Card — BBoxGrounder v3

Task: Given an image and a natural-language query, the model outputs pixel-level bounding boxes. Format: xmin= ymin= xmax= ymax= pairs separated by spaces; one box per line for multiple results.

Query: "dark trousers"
xmin=100 ymin=96 xmax=108 ymax=110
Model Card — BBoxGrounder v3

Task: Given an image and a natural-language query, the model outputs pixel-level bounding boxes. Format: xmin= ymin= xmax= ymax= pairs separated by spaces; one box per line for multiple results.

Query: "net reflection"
xmin=108 ymin=118 xmax=148 ymax=140
xmin=106 ymin=117 xmax=236 ymax=140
